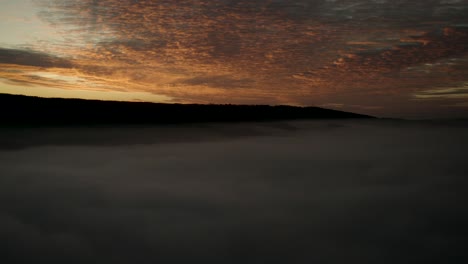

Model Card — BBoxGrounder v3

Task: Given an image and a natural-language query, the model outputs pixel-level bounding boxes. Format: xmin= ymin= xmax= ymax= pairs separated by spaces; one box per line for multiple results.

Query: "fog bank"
xmin=1 ymin=120 xmax=468 ymax=263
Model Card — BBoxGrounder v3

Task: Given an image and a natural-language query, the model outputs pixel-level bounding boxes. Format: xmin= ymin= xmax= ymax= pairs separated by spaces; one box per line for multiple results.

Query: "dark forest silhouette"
xmin=0 ymin=93 xmax=373 ymax=126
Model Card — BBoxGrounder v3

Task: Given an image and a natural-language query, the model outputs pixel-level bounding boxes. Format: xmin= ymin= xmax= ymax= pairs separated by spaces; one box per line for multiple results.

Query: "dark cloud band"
xmin=0 ymin=48 xmax=72 ymax=68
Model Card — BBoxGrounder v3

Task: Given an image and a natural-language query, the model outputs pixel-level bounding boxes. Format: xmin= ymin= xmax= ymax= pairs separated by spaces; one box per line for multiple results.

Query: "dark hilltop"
xmin=0 ymin=93 xmax=373 ymax=126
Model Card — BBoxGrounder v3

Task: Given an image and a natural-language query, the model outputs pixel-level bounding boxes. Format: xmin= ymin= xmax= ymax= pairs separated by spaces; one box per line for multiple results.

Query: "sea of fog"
xmin=1 ymin=119 xmax=468 ymax=263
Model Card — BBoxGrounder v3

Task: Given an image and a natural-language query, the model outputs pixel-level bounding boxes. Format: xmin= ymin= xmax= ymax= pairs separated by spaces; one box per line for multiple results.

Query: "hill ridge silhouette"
xmin=0 ymin=93 xmax=373 ymax=126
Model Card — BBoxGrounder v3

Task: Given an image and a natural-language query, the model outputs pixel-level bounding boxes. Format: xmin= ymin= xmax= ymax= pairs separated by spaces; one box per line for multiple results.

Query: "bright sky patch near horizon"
xmin=1 ymin=0 xmax=467 ymax=118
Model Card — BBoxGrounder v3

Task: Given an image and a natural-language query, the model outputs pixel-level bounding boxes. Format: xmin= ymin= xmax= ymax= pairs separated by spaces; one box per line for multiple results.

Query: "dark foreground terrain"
xmin=0 ymin=93 xmax=371 ymax=126
xmin=1 ymin=119 xmax=468 ymax=264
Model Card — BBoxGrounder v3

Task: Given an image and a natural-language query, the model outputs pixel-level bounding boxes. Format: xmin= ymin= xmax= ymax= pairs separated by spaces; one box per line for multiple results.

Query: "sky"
xmin=0 ymin=0 xmax=467 ymax=118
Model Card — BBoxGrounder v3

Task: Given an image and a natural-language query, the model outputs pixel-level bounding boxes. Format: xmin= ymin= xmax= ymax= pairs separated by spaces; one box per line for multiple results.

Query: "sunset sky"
xmin=0 ymin=0 xmax=467 ymax=118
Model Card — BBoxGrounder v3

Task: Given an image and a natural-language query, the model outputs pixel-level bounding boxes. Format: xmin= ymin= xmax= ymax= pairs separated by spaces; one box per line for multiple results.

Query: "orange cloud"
xmin=1 ymin=0 xmax=467 ymax=117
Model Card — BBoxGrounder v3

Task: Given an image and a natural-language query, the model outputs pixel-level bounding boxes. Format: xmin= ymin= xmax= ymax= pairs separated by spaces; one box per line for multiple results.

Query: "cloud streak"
xmin=0 ymin=48 xmax=72 ymax=68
